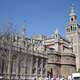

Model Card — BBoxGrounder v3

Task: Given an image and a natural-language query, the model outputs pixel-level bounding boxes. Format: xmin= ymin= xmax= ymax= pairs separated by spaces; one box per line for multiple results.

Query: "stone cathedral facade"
xmin=0 ymin=6 xmax=80 ymax=80
xmin=44 ymin=29 xmax=76 ymax=78
xmin=0 ymin=29 xmax=48 ymax=80
xmin=45 ymin=6 xmax=80 ymax=78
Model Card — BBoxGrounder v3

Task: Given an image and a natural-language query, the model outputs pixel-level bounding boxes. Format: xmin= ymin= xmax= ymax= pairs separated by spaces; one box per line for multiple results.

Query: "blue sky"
xmin=0 ymin=0 xmax=80 ymax=37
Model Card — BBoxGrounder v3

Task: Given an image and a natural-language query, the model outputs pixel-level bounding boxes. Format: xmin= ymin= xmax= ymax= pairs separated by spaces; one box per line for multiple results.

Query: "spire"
xmin=69 ymin=4 xmax=76 ymax=16
xmin=22 ymin=25 xmax=26 ymax=37
xmin=21 ymin=21 xmax=27 ymax=40
xmin=54 ymin=28 xmax=59 ymax=35
xmin=69 ymin=4 xmax=77 ymax=23
xmin=53 ymin=28 xmax=60 ymax=39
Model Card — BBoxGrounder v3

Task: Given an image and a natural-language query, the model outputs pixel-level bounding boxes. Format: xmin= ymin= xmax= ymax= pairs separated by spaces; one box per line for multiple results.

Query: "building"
xmin=0 ymin=5 xmax=79 ymax=80
xmin=66 ymin=5 xmax=80 ymax=71
xmin=44 ymin=5 xmax=80 ymax=78
xmin=0 ymin=28 xmax=47 ymax=80
xmin=44 ymin=29 xmax=76 ymax=78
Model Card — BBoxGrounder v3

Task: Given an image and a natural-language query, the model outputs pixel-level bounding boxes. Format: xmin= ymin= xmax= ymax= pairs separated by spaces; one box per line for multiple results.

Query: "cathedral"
xmin=45 ymin=5 xmax=80 ymax=79
xmin=45 ymin=6 xmax=80 ymax=79
xmin=0 ymin=28 xmax=47 ymax=80
xmin=0 ymin=6 xmax=80 ymax=80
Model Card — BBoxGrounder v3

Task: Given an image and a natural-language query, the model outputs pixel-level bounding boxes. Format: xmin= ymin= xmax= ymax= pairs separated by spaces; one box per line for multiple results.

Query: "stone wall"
xmin=47 ymin=49 xmax=76 ymax=78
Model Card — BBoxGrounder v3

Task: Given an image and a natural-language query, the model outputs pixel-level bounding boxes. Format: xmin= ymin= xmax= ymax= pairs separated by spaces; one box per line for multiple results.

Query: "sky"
xmin=0 ymin=0 xmax=80 ymax=37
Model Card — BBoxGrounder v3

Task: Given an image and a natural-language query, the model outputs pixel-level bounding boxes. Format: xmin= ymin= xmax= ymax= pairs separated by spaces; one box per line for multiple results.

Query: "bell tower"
xmin=69 ymin=5 xmax=77 ymax=23
xmin=66 ymin=5 xmax=78 ymax=42
xmin=66 ymin=5 xmax=80 ymax=71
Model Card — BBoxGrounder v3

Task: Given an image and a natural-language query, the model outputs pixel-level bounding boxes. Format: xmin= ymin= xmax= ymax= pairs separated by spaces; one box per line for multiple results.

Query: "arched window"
xmin=71 ymin=18 xmax=73 ymax=22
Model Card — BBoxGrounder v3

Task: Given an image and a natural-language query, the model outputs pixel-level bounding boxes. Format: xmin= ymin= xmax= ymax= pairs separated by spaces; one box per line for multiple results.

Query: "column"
xmin=35 ymin=57 xmax=38 ymax=80
xmin=16 ymin=54 xmax=20 ymax=80
xmin=40 ymin=59 xmax=43 ymax=79
xmin=7 ymin=49 xmax=12 ymax=80
xmin=29 ymin=55 xmax=33 ymax=79
xmin=44 ymin=59 xmax=48 ymax=78
xmin=23 ymin=55 xmax=27 ymax=79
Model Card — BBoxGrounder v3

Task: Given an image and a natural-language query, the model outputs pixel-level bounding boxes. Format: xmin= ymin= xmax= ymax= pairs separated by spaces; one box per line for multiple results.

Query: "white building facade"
xmin=0 ymin=30 xmax=47 ymax=80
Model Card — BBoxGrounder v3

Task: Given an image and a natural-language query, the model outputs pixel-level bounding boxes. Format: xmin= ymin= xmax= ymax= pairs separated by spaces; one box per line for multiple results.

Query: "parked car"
xmin=68 ymin=73 xmax=80 ymax=80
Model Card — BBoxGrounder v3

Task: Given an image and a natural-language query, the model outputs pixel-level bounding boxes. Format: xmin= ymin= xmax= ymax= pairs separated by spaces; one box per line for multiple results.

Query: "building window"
xmin=71 ymin=18 xmax=73 ymax=22
xmin=73 ymin=27 xmax=76 ymax=31
xmin=1 ymin=59 xmax=4 ymax=73
xmin=71 ymin=26 xmax=72 ymax=30
xmin=32 ymin=67 xmax=36 ymax=74
xmin=67 ymin=28 xmax=70 ymax=32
